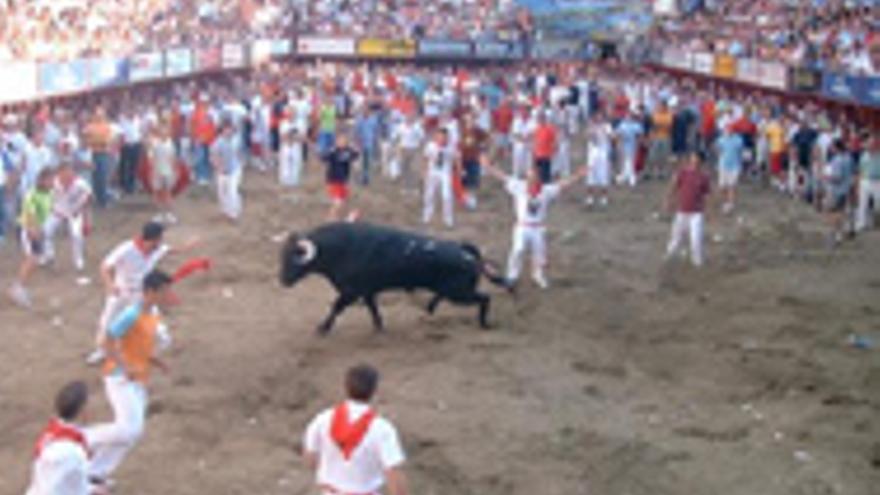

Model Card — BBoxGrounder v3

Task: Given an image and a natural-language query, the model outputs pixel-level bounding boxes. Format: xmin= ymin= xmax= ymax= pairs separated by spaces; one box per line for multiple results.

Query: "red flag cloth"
xmin=138 ymin=158 xmax=191 ymax=197
xmin=452 ymin=165 xmax=466 ymax=205
xmin=34 ymin=418 xmax=90 ymax=460
xmin=172 ymin=257 xmax=212 ymax=283
xmin=330 ymin=403 xmax=376 ymax=460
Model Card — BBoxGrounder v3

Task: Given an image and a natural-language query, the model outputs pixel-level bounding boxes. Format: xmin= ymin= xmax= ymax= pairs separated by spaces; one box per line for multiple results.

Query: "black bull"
xmin=280 ymin=222 xmax=512 ymax=334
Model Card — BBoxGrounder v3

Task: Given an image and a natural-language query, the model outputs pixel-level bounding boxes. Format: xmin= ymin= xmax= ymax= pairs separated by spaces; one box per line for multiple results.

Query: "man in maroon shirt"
xmin=665 ymin=153 xmax=712 ymax=267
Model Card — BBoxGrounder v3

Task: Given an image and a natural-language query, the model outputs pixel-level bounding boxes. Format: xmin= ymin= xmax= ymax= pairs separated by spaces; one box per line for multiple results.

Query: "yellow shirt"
xmin=652 ymin=110 xmax=673 ymax=140
xmin=766 ymin=121 xmax=785 ymax=153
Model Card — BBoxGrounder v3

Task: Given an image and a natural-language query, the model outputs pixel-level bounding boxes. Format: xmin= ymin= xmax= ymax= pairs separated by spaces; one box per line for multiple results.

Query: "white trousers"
xmin=85 ymin=376 xmax=148 ymax=479
xmin=43 ymin=214 xmax=85 ymax=269
xmin=554 ymin=139 xmax=571 ymax=178
xmin=96 ymin=293 xmax=139 ymax=346
xmin=507 ymin=225 xmax=546 ymax=280
xmin=422 ymin=170 xmax=454 ymax=227
xmin=217 ymin=170 xmax=242 ymax=219
xmin=618 ymin=150 xmax=637 ymax=187
xmin=666 ymin=212 xmax=704 ymax=267
xmin=856 ymin=179 xmax=880 ymax=231
xmin=512 ymin=143 xmax=531 ymax=178
xmin=279 ymin=147 xmax=303 ymax=186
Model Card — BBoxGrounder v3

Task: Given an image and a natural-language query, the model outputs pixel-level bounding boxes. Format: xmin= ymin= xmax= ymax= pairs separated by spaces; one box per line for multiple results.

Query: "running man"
xmin=9 ymin=168 xmax=54 ymax=308
xmin=44 ymin=162 xmax=92 ymax=272
xmin=322 ymin=133 xmax=360 ymax=221
xmin=422 ymin=128 xmax=457 ymax=228
xmin=85 ymin=270 xmax=175 ymax=490
xmin=303 ymin=364 xmax=409 ymax=495
xmin=87 ymin=221 xmax=199 ymax=365
xmin=26 ymin=381 xmax=94 ymax=495
xmin=665 ymin=153 xmax=712 ymax=267
xmin=484 ymin=161 xmax=586 ymax=289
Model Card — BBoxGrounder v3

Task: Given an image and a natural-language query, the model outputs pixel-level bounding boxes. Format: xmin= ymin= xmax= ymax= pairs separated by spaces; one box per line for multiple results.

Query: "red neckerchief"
xmin=528 ymin=180 xmax=542 ymax=199
xmin=33 ymin=418 xmax=90 ymax=459
xmin=330 ymin=402 xmax=376 ymax=460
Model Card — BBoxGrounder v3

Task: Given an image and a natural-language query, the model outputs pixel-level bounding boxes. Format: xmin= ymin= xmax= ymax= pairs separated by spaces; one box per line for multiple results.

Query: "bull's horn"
xmin=297 ymin=239 xmax=317 ymax=264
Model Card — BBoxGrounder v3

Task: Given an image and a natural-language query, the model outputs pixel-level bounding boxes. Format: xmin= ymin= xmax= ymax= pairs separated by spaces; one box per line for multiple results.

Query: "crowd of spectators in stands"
xmin=655 ymin=0 xmax=880 ymax=74
xmin=0 ymin=0 xmax=527 ymax=63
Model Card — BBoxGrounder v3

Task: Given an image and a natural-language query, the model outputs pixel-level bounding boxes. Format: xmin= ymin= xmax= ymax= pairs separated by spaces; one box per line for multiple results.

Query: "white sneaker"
xmin=164 ymin=212 xmax=178 ymax=224
xmin=532 ymin=273 xmax=549 ymax=290
xmin=599 ymin=196 xmax=609 ymax=207
xmin=85 ymin=348 xmax=106 ymax=366
xmin=8 ymin=284 xmax=32 ymax=308
xmin=585 ymin=196 xmax=595 ymax=206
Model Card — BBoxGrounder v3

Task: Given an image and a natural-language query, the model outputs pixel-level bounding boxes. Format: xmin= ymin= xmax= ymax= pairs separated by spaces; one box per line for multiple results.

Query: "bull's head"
xmin=280 ymin=233 xmax=318 ymax=287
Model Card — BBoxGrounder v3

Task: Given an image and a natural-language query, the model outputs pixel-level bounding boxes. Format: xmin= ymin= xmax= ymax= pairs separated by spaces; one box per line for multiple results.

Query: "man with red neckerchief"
xmin=26 ymin=381 xmax=97 ymax=495
xmin=303 ymin=364 xmax=409 ymax=495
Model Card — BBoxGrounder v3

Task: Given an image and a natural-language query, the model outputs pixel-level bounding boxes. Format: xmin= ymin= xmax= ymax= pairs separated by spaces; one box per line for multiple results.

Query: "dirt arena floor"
xmin=0 ymin=148 xmax=878 ymax=495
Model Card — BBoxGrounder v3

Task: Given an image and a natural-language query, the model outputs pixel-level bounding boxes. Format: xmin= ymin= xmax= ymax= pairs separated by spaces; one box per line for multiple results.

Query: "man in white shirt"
xmin=393 ymin=114 xmax=425 ymax=191
xmin=44 ymin=162 xmax=92 ymax=271
xmin=86 ymin=221 xmax=198 ymax=364
xmin=22 ymin=130 xmax=53 ymax=197
xmin=422 ymin=128 xmax=457 ymax=228
xmin=26 ymin=381 xmax=95 ymax=495
xmin=484 ymin=162 xmax=586 ymax=289
xmin=303 ymin=364 xmax=409 ymax=495
xmin=118 ymin=110 xmax=143 ymax=195
xmin=585 ymin=113 xmax=614 ymax=207
xmin=510 ymin=106 xmax=534 ymax=178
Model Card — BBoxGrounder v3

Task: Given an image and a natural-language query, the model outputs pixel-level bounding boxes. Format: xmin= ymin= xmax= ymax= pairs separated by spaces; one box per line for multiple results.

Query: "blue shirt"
xmin=617 ymin=119 xmax=643 ymax=156
xmin=355 ymin=113 xmax=380 ymax=153
xmin=211 ymin=135 xmax=242 ymax=175
xmin=717 ymin=134 xmax=744 ymax=172
xmin=108 ymin=302 xmax=143 ymax=339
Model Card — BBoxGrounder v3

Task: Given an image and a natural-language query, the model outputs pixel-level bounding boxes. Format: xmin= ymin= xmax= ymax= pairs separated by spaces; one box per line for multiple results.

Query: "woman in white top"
xmin=147 ymin=122 xmax=178 ymax=224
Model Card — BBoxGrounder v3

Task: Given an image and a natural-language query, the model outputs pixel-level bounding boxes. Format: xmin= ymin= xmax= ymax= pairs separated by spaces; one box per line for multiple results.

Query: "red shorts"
xmin=326 ymin=183 xmax=349 ymax=201
xmin=769 ymin=151 xmax=784 ymax=176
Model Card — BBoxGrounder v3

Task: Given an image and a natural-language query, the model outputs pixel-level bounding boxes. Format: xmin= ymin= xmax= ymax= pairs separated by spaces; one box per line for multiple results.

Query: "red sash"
xmin=330 ymin=403 xmax=376 ymax=460
xmin=33 ymin=418 xmax=90 ymax=460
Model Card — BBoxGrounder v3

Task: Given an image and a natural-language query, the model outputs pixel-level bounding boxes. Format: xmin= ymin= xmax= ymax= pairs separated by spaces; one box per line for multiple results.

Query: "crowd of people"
xmin=0 ymin=0 xmax=527 ymax=63
xmin=656 ymin=0 xmax=880 ymax=75
xmin=5 ymin=54 xmax=880 ymax=494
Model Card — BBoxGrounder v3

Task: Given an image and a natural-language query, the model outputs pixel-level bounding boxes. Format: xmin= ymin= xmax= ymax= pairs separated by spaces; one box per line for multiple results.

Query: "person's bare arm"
xmin=557 ymin=166 xmax=588 ymax=190
xmin=384 ymin=467 xmax=409 ymax=495
xmin=482 ymin=160 xmax=508 ymax=182
xmin=168 ymin=236 xmax=202 ymax=256
xmin=302 ymin=450 xmax=318 ymax=471
xmin=101 ymin=262 xmax=117 ymax=296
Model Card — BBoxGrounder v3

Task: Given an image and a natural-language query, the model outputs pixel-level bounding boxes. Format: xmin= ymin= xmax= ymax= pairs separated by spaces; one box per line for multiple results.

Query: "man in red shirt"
xmin=532 ymin=110 xmax=557 ymax=184
xmin=492 ymin=97 xmax=514 ymax=161
xmin=665 ymin=153 xmax=712 ymax=267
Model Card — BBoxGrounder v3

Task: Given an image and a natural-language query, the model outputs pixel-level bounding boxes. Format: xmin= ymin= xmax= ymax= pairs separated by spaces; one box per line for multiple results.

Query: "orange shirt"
xmin=533 ymin=124 xmax=557 ymax=159
xmin=191 ymin=104 xmax=216 ymax=145
xmin=652 ymin=110 xmax=673 ymax=140
xmin=103 ymin=304 xmax=159 ymax=383
xmin=85 ymin=120 xmax=113 ymax=153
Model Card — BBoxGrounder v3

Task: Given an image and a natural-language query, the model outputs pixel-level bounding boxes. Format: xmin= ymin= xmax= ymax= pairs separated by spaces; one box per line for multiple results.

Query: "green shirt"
xmin=860 ymin=151 xmax=880 ymax=181
xmin=20 ymin=189 xmax=52 ymax=228
xmin=319 ymin=105 xmax=336 ymax=132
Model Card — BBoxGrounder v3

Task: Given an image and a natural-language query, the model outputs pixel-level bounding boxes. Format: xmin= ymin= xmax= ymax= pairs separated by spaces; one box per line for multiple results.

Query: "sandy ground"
xmin=0 ymin=146 xmax=878 ymax=495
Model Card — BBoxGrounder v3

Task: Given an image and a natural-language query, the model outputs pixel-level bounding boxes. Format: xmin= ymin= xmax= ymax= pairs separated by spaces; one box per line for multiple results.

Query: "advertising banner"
xmin=760 ymin=62 xmax=787 ymax=90
xmin=89 ymin=57 xmax=129 ymax=87
xmin=196 ymin=47 xmax=222 ymax=71
xmin=418 ymin=39 xmax=472 ymax=58
xmin=662 ymin=47 xmax=691 ymax=71
xmin=713 ymin=54 xmax=736 ymax=79
xmin=0 ymin=63 xmax=38 ymax=103
xmin=130 ymin=52 xmax=164 ymax=82
xmin=474 ymin=40 xmax=521 ymax=59
xmin=251 ymin=39 xmax=273 ymax=66
xmin=357 ymin=39 xmax=416 ymax=58
xmin=164 ymin=48 xmax=193 ymax=78
xmin=38 ymin=60 xmax=89 ymax=95
xmin=271 ymin=38 xmax=293 ymax=56
xmin=736 ymin=58 xmax=762 ymax=86
xmin=222 ymin=43 xmax=246 ymax=69
xmin=789 ymin=66 xmax=822 ymax=92
xmin=531 ymin=39 xmax=581 ymax=59
xmin=858 ymin=76 xmax=880 ymax=107
xmin=692 ymin=52 xmax=713 ymax=74
xmin=822 ymin=71 xmax=861 ymax=101
xmin=296 ymin=36 xmax=356 ymax=56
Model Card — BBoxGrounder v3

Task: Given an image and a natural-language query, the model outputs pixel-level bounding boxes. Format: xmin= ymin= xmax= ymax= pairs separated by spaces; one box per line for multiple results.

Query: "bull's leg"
xmin=426 ymin=294 xmax=443 ymax=315
xmin=446 ymin=291 xmax=492 ymax=329
xmin=317 ymin=293 xmax=357 ymax=336
xmin=363 ymin=294 xmax=384 ymax=332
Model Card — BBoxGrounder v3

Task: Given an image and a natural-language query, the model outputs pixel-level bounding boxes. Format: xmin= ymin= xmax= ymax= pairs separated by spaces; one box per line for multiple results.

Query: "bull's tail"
xmin=461 ymin=243 xmax=515 ymax=294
